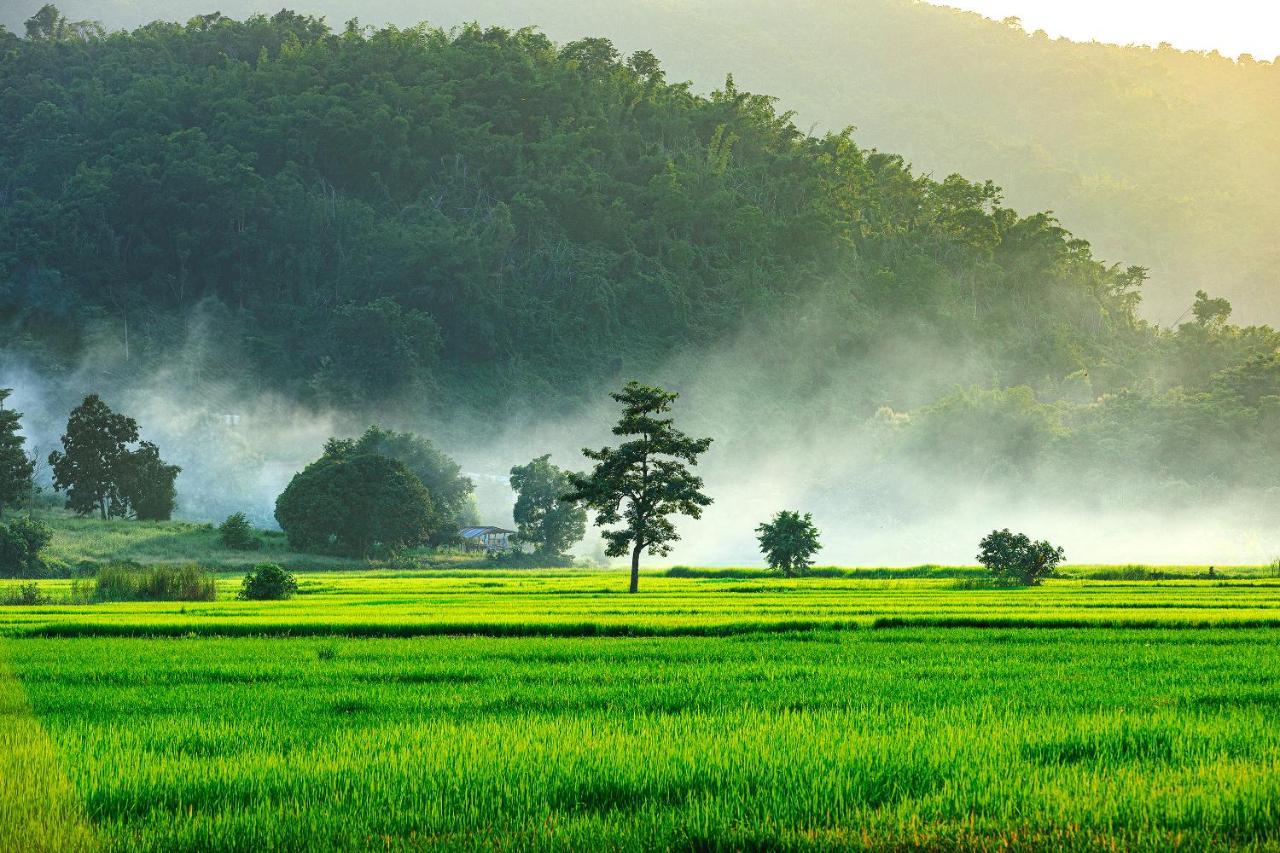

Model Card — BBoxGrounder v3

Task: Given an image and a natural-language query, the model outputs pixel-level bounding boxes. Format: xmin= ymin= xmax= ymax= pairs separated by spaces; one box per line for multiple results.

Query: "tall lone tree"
xmin=565 ymin=381 xmax=712 ymax=593
xmin=0 ymin=389 xmax=36 ymax=518
xmin=509 ymin=454 xmax=587 ymax=557
xmin=49 ymin=394 xmax=139 ymax=519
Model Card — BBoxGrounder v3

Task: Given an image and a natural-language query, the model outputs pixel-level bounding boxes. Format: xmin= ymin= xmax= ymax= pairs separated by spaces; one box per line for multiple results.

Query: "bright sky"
xmin=928 ymin=0 xmax=1280 ymax=59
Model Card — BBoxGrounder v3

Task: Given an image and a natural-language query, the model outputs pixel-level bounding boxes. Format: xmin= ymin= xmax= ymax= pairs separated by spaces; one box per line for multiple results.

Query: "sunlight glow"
xmin=928 ymin=0 xmax=1280 ymax=60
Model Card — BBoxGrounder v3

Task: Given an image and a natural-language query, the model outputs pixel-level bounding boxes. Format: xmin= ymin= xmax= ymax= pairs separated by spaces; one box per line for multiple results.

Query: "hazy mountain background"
xmin=4 ymin=0 xmax=1277 ymax=325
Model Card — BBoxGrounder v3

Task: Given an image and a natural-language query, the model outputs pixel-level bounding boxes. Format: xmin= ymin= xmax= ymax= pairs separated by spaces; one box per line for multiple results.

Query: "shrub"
xmin=1 ymin=582 xmax=47 ymax=606
xmin=0 ymin=515 xmax=54 ymax=578
xmin=977 ymin=529 xmax=1065 ymax=586
xmin=218 ymin=512 xmax=261 ymax=551
xmin=238 ymin=563 xmax=298 ymax=600
xmin=93 ymin=562 xmax=217 ymax=602
xmin=493 ymin=551 xmax=577 ymax=569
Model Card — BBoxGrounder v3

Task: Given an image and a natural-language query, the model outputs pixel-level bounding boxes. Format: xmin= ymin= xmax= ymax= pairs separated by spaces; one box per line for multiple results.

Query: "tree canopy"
xmin=756 ymin=511 xmax=822 ymax=577
xmin=509 ymin=454 xmax=586 ymax=557
xmin=47 ymin=395 xmax=179 ymax=520
xmin=274 ymin=439 xmax=442 ymax=556
xmin=0 ymin=8 xmax=1154 ymax=412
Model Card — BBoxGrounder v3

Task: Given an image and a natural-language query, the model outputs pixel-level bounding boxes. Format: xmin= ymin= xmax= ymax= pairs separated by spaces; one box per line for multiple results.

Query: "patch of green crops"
xmin=4 ymin=572 xmax=1280 ymax=638
xmin=4 ymin=630 xmax=1280 ymax=851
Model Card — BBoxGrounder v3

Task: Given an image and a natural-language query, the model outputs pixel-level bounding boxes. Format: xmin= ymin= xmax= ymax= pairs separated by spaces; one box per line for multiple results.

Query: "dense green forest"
xmin=3 ymin=6 xmax=1280 ymax=539
xmin=9 ymin=0 xmax=1277 ymax=324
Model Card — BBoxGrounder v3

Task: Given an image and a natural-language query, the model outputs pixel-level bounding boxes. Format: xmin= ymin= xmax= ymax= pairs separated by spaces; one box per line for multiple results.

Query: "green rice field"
xmin=3 ymin=570 xmax=1280 ymax=850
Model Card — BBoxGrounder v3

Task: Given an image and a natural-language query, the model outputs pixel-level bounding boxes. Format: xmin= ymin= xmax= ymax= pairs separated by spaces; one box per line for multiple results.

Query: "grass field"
xmin=4 ymin=524 xmax=1280 ymax=849
xmin=3 ymin=626 xmax=1279 ymax=850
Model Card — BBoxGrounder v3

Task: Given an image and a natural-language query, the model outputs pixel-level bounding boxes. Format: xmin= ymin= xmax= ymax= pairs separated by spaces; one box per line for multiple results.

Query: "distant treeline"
xmin=4 ymin=9 xmax=1280 ymax=506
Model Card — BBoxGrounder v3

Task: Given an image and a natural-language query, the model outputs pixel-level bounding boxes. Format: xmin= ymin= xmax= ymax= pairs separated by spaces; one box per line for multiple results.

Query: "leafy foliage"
xmin=274 ymin=441 xmax=441 ymax=557
xmin=115 ymin=441 xmax=180 ymax=521
xmin=48 ymin=395 xmax=138 ymax=519
xmin=237 ymin=563 xmax=298 ymax=600
xmin=348 ymin=427 xmax=475 ymax=543
xmin=47 ymin=395 xmax=179 ymax=520
xmin=0 ymin=389 xmax=35 ymax=518
xmin=756 ymin=511 xmax=822 ymax=577
xmin=218 ymin=512 xmax=261 ymax=551
xmin=0 ymin=515 xmax=53 ymax=578
xmin=566 ymin=382 xmax=712 ymax=592
xmin=977 ymin=529 xmax=1065 ymax=586
xmin=509 ymin=455 xmax=586 ymax=556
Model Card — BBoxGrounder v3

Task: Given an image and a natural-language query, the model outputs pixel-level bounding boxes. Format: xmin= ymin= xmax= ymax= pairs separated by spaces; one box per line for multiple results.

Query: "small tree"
xmin=756 ymin=511 xmax=822 ymax=577
xmin=116 ymin=441 xmax=181 ymax=521
xmin=977 ymin=529 xmax=1065 ymax=586
xmin=48 ymin=395 xmax=138 ymax=519
xmin=509 ymin=454 xmax=587 ymax=557
xmin=0 ymin=516 xmax=53 ymax=579
xmin=238 ymin=563 xmax=298 ymax=600
xmin=0 ymin=389 xmax=35 ymax=518
xmin=274 ymin=442 xmax=441 ymax=557
xmin=218 ymin=512 xmax=261 ymax=551
xmin=565 ymin=381 xmax=713 ymax=593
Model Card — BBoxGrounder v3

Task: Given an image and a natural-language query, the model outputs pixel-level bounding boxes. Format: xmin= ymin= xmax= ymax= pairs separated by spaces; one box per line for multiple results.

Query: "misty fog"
xmin=7 ymin=295 xmax=1278 ymax=568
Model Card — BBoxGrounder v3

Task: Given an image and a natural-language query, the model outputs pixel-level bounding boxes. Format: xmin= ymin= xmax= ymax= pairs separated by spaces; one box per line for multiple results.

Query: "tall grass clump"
xmin=92 ymin=562 xmax=217 ymax=602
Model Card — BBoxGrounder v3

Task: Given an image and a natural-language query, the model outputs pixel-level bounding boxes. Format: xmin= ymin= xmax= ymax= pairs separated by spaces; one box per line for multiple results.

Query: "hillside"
xmin=0 ymin=8 xmax=1149 ymax=410
xmin=6 ymin=0 xmax=1277 ymax=324
xmin=5 ymin=9 xmax=1280 ymax=563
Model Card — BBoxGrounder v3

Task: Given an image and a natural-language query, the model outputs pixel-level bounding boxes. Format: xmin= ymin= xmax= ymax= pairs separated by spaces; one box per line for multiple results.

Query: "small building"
xmin=459 ymin=526 xmax=515 ymax=552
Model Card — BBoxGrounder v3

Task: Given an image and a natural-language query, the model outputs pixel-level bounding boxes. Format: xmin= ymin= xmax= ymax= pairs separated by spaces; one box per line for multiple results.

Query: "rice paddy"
xmin=3 ymin=569 xmax=1280 ymax=849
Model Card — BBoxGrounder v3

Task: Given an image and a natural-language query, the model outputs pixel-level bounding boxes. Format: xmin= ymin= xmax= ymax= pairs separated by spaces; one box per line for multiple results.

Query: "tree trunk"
xmin=630 ymin=543 xmax=642 ymax=594
xmin=100 ymin=497 xmax=107 ymax=520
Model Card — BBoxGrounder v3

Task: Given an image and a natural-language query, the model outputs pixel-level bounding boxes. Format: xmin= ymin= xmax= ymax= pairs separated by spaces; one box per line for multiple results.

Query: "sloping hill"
xmin=7 ymin=0 xmax=1277 ymax=323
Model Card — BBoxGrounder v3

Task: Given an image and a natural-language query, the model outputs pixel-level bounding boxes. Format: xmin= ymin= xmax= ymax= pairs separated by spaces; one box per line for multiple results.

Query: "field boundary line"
xmin=0 ymin=642 xmax=97 ymax=852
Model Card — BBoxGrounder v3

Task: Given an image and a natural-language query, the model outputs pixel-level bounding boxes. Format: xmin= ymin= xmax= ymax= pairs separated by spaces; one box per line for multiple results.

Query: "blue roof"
xmin=459 ymin=526 xmax=514 ymax=538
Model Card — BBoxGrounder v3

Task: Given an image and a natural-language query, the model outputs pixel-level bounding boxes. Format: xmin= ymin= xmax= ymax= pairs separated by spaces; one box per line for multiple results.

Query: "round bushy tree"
xmin=756 ymin=510 xmax=822 ymax=577
xmin=352 ymin=426 xmax=477 ymax=544
xmin=977 ymin=529 xmax=1065 ymax=586
xmin=274 ymin=447 xmax=440 ymax=557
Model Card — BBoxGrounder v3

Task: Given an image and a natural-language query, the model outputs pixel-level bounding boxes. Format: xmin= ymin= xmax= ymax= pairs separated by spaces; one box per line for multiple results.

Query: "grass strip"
xmin=14 ymin=619 xmax=860 ymax=639
xmin=872 ymin=616 xmax=1280 ymax=629
xmin=0 ymin=643 xmax=96 ymax=851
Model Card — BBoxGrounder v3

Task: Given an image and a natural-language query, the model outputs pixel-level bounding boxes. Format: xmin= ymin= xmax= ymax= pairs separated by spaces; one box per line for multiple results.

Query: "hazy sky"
xmin=930 ymin=0 xmax=1280 ymax=59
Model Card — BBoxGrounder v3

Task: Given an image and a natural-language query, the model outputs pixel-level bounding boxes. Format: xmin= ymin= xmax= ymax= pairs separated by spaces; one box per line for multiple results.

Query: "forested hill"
xmin=1 ymin=8 xmax=1150 ymax=412
xmin=7 ymin=0 xmax=1278 ymax=325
